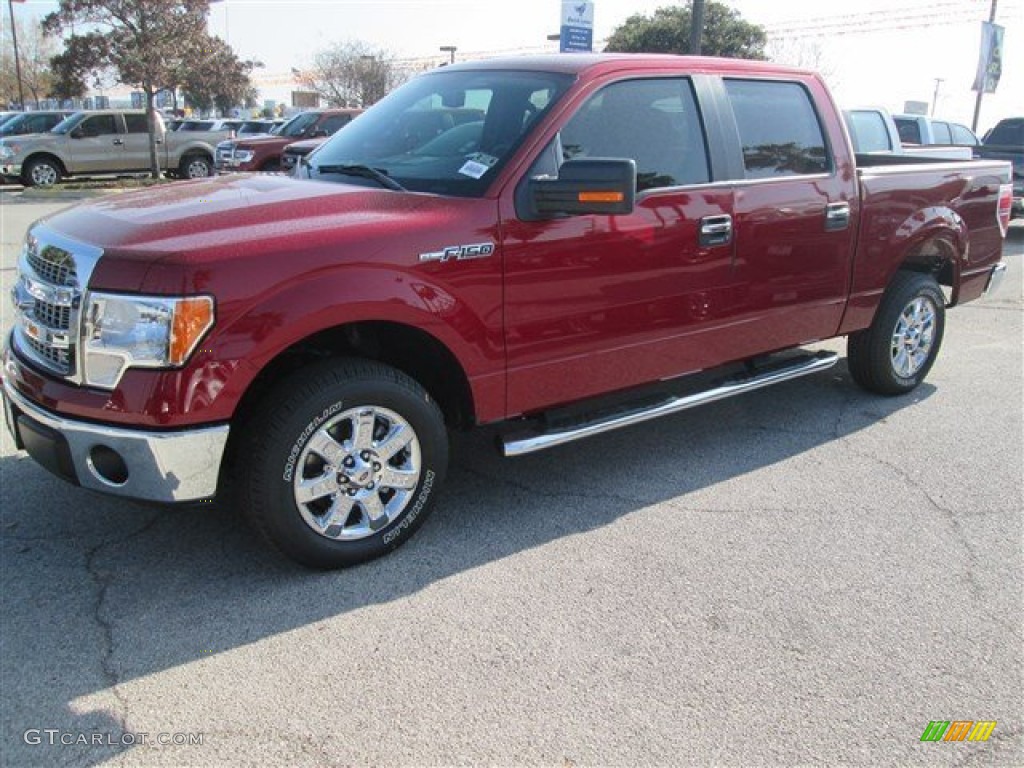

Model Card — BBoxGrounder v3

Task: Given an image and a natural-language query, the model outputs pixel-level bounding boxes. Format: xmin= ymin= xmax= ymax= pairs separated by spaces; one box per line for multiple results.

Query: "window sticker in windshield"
xmin=465 ymin=152 xmax=498 ymax=168
xmin=458 ymin=159 xmax=491 ymax=179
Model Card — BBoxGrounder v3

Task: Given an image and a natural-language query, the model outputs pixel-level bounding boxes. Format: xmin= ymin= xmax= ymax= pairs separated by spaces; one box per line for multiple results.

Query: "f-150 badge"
xmin=419 ymin=242 xmax=495 ymax=263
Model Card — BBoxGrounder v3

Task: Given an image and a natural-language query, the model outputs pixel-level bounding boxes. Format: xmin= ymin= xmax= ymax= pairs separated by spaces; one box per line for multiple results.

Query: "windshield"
xmin=238 ymin=121 xmax=271 ymax=134
xmin=280 ymin=113 xmax=319 ymax=138
xmin=51 ymin=113 xmax=87 ymax=135
xmin=308 ymin=69 xmax=574 ymax=197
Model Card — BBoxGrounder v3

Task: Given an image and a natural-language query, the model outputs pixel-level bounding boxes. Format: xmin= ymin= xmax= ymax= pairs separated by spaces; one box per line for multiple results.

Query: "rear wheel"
xmin=237 ymin=358 xmax=448 ymax=569
xmin=848 ymin=271 xmax=945 ymax=395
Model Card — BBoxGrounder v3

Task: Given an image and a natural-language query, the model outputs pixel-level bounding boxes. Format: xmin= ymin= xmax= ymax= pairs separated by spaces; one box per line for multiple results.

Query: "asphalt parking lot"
xmin=1 ymin=191 xmax=1021 ymax=767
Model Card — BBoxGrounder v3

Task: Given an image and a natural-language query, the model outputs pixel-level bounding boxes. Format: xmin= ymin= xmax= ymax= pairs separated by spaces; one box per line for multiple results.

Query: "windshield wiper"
xmin=315 ymin=163 xmax=406 ymax=192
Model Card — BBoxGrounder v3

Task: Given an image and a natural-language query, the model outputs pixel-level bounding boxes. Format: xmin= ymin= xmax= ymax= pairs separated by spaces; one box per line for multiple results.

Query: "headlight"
xmin=83 ymin=293 xmax=214 ymax=389
xmin=234 ymin=150 xmax=254 ymax=162
xmin=0 ymin=144 xmax=15 ymax=160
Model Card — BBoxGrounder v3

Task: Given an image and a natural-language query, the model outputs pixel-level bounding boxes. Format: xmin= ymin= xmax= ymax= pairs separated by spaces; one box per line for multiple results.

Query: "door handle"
xmin=699 ymin=214 xmax=733 ymax=247
xmin=825 ymin=202 xmax=850 ymax=231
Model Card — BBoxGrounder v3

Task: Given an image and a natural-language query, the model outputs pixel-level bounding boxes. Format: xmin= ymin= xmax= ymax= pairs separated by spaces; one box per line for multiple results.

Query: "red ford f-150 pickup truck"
xmin=3 ymin=55 xmax=1013 ymax=569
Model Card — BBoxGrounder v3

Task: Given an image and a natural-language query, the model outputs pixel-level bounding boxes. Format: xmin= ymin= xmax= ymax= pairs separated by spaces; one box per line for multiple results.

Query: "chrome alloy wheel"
xmin=293 ymin=406 xmax=422 ymax=541
xmin=30 ymin=162 xmax=59 ymax=187
xmin=890 ymin=296 xmax=937 ymax=378
xmin=185 ymin=157 xmax=211 ymax=178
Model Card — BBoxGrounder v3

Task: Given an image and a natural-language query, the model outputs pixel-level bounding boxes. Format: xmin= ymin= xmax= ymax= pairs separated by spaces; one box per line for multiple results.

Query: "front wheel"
xmin=23 ymin=157 xmax=61 ymax=187
xmin=847 ymin=270 xmax=946 ymax=395
xmin=237 ymin=358 xmax=448 ymax=569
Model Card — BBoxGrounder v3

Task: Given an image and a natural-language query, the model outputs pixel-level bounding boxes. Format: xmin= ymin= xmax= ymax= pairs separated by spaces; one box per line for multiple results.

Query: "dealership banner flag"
xmin=973 ymin=21 xmax=1004 ymax=93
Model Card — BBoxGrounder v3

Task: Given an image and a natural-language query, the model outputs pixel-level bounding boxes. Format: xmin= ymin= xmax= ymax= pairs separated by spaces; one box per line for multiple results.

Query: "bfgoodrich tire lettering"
xmin=847 ymin=270 xmax=946 ymax=395
xmin=238 ymin=358 xmax=448 ymax=569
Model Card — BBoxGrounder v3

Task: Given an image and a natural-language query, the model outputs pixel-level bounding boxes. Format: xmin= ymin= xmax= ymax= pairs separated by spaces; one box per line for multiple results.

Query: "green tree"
xmin=605 ymin=3 xmax=766 ymax=60
xmin=180 ymin=36 xmax=259 ymax=115
xmin=43 ymin=1 xmax=252 ymax=178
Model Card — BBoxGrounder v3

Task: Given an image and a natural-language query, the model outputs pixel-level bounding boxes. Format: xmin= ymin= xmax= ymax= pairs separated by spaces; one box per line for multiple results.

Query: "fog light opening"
xmin=88 ymin=445 xmax=129 ymax=486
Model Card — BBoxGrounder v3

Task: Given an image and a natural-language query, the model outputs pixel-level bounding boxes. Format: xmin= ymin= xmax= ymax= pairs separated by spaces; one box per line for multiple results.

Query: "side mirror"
xmin=528 ymin=158 xmax=636 ymax=218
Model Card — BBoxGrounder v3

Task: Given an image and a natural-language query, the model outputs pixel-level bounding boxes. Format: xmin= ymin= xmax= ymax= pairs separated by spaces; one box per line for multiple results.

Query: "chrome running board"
xmin=501 ymin=351 xmax=839 ymax=457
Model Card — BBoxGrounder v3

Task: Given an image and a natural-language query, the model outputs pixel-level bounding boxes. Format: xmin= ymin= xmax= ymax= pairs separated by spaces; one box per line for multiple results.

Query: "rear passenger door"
xmin=721 ymin=78 xmax=855 ymax=348
xmin=122 ymin=113 xmax=155 ymax=170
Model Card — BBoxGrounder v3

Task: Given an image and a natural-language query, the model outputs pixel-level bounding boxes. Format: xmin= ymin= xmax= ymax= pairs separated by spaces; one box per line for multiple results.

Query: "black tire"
xmin=237 ymin=358 xmax=448 ymax=569
xmin=847 ymin=270 xmax=945 ymax=395
xmin=23 ymin=156 xmax=61 ymax=187
xmin=179 ymin=154 xmax=212 ymax=179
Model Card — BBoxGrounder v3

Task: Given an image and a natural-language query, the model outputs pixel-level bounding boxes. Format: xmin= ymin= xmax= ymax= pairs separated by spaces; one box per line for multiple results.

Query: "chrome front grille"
xmin=11 ymin=228 xmax=102 ymax=384
xmin=216 ymin=144 xmax=235 ymax=166
xmin=23 ymin=335 xmax=71 ymax=370
xmin=28 ymin=245 xmax=77 ymax=286
xmin=33 ymin=301 xmax=71 ymax=329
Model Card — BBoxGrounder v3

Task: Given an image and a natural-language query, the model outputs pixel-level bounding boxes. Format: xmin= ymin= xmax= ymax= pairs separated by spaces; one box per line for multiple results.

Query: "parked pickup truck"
xmin=0 ymin=110 xmax=221 ymax=187
xmin=216 ymin=109 xmax=361 ymax=172
xmin=893 ymin=114 xmax=980 ymax=148
xmin=976 ymin=117 xmax=1023 ymax=218
xmin=843 ymin=107 xmax=972 ymax=160
xmin=2 ymin=55 xmax=1013 ymax=569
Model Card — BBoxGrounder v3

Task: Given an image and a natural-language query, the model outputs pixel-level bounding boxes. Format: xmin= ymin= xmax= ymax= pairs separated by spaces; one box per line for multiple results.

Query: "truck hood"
xmin=0 ymin=132 xmax=61 ymax=153
xmin=283 ymin=137 xmax=327 ymax=154
xmin=39 ymin=174 xmax=438 ymax=263
xmin=230 ymin=134 xmax=290 ymax=149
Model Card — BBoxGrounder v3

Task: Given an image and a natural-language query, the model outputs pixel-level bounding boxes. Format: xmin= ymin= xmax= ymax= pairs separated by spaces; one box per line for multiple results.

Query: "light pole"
xmin=971 ymin=0 xmax=998 ymax=131
xmin=931 ymin=78 xmax=944 ymax=116
xmin=6 ymin=0 xmax=26 ymax=109
xmin=439 ymin=45 xmax=457 ymax=65
xmin=689 ymin=0 xmax=706 ymax=55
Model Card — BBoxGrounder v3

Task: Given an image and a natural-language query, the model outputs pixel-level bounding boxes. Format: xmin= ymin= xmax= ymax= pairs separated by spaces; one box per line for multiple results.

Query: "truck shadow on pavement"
xmin=0 ymin=361 xmax=933 ymax=765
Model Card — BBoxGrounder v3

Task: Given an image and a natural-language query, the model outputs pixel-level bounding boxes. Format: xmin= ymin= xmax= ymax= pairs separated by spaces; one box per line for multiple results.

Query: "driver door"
xmin=501 ymin=76 xmax=738 ymax=416
xmin=69 ymin=114 xmax=129 ymax=173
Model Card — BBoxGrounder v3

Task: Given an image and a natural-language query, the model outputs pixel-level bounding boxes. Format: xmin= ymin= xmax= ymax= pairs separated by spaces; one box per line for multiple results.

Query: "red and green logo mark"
xmin=920 ymin=721 xmax=997 ymax=742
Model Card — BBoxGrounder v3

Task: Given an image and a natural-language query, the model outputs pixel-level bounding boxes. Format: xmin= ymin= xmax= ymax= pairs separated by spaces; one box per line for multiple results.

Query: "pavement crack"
xmin=82 ymin=512 xmax=164 ymax=730
xmin=838 ymin=441 xmax=1019 ymax=636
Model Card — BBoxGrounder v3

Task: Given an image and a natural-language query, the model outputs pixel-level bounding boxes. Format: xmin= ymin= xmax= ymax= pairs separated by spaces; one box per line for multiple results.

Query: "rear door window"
xmin=723 ymin=79 xmax=829 ymax=178
xmin=124 ymin=114 xmax=149 ymax=133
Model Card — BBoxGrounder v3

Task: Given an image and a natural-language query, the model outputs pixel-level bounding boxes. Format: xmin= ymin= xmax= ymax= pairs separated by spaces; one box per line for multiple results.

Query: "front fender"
xmin=138 ymin=264 xmax=504 ymax=426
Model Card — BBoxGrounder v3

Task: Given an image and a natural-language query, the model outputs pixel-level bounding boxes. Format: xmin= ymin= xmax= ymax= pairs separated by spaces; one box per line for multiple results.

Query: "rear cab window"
xmin=723 ymin=79 xmax=830 ymax=178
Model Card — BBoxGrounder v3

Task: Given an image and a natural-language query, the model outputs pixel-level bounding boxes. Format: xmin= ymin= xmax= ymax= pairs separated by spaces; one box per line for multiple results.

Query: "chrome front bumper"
xmin=984 ymin=261 xmax=1008 ymax=296
xmin=2 ymin=376 xmax=229 ymax=503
